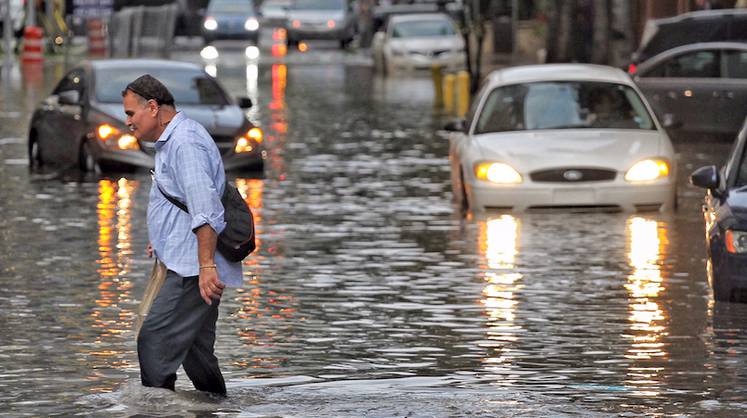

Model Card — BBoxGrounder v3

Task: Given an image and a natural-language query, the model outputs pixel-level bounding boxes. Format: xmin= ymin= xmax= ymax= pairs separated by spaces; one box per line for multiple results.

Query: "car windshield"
xmin=474 ymin=81 xmax=656 ymax=133
xmin=391 ymin=19 xmax=455 ymax=38
xmin=208 ymin=0 xmax=254 ymax=13
xmin=95 ymin=67 xmax=230 ymax=106
xmin=293 ymin=0 xmax=344 ymax=10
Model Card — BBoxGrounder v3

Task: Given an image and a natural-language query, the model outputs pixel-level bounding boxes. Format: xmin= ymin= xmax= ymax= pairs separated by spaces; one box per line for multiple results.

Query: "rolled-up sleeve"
xmin=172 ymin=141 xmax=226 ymax=235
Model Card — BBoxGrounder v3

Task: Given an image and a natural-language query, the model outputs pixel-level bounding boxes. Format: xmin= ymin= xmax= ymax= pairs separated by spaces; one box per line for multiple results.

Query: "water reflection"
xmin=231 ymin=177 xmax=296 ymax=373
xmin=90 ymin=178 xmax=139 ymax=371
xmin=479 ymin=215 xmax=523 ymax=386
xmin=267 ymin=64 xmax=288 ymax=177
xmin=625 ymin=216 xmax=669 ymax=397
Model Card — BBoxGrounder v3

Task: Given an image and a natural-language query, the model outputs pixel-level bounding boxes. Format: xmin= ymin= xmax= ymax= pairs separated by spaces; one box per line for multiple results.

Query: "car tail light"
xmin=327 ymin=20 xmax=336 ymax=29
xmin=292 ymin=19 xmax=301 ymax=28
xmin=627 ymin=63 xmax=637 ymax=74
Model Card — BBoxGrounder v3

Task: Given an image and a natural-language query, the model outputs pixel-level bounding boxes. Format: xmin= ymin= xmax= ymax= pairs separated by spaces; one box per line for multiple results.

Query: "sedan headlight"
xmin=96 ymin=123 xmax=140 ymax=151
xmin=726 ymin=230 xmax=747 ymax=253
xmin=204 ymin=17 xmax=218 ymax=31
xmin=474 ymin=162 xmax=522 ymax=184
xmin=245 ymin=17 xmax=259 ymax=31
xmin=235 ymin=127 xmax=263 ymax=153
xmin=625 ymin=159 xmax=670 ymax=182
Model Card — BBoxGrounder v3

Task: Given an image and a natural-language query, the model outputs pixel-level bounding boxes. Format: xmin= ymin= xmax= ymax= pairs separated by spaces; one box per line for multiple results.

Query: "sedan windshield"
xmin=293 ymin=0 xmax=344 ymax=10
xmin=391 ymin=19 xmax=456 ymax=38
xmin=95 ymin=68 xmax=230 ymax=106
xmin=474 ymin=81 xmax=656 ymax=134
xmin=208 ymin=0 xmax=255 ymax=14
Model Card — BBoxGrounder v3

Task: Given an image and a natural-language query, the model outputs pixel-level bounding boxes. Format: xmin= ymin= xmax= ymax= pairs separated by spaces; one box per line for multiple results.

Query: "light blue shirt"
xmin=148 ymin=111 xmax=243 ymax=287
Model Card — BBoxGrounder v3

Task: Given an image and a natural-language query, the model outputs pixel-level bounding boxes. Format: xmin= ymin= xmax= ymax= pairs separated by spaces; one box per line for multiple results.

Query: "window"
xmin=474 ymin=81 xmax=656 ymax=134
xmin=95 ymin=68 xmax=230 ymax=106
xmin=651 ymin=50 xmax=720 ymax=78
xmin=724 ymin=50 xmax=747 ymax=79
xmin=391 ymin=19 xmax=456 ymax=38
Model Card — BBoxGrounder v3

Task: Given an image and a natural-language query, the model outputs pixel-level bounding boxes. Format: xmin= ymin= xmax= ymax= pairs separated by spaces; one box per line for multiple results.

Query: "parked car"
xmin=202 ymin=0 xmax=261 ymax=44
xmin=633 ymin=42 xmax=747 ymax=137
xmin=261 ymin=0 xmax=293 ymax=27
xmin=691 ymin=117 xmax=747 ymax=302
xmin=372 ymin=12 xmax=465 ymax=74
xmin=628 ymin=8 xmax=747 ymax=73
xmin=28 ymin=59 xmax=264 ymax=173
xmin=285 ymin=0 xmax=357 ymax=49
xmin=445 ymin=64 xmax=676 ymax=212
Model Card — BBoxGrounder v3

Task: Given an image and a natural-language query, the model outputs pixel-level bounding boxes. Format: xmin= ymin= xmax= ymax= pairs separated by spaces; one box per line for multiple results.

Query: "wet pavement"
xmin=1 ymin=39 xmax=747 ymax=416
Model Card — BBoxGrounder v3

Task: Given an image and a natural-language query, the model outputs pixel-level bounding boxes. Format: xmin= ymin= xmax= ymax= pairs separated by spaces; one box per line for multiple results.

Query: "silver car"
xmin=633 ymin=42 xmax=747 ymax=137
xmin=285 ymin=0 xmax=357 ymax=49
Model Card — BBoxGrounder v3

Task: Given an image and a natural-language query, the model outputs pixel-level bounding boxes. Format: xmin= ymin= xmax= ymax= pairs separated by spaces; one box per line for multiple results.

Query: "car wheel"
xmin=79 ymin=141 xmax=100 ymax=173
xmin=28 ymin=135 xmax=42 ymax=169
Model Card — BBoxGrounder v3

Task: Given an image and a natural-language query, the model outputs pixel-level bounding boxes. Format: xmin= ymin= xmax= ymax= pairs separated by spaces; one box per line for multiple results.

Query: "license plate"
xmin=553 ymin=188 xmax=595 ymax=204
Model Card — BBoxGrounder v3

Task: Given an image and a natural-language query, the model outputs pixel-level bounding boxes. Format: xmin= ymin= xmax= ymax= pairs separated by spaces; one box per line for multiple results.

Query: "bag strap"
xmin=155 ymin=181 xmax=189 ymax=213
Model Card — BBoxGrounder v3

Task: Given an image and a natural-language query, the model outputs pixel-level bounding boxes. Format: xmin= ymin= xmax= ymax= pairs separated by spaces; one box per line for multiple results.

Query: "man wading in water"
xmin=123 ymin=74 xmax=242 ymax=395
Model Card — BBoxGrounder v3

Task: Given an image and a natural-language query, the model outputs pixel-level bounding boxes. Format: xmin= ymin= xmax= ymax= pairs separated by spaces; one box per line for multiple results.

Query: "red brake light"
xmin=627 ymin=63 xmax=637 ymax=75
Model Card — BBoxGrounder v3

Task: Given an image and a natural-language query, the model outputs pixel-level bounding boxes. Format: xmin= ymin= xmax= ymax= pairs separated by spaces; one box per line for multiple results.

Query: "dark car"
xmin=28 ymin=59 xmax=264 ymax=173
xmin=629 ymin=8 xmax=747 ymax=73
xmin=691 ymin=117 xmax=747 ymax=302
xmin=285 ymin=0 xmax=357 ymax=49
xmin=634 ymin=42 xmax=747 ymax=137
xmin=202 ymin=0 xmax=260 ymax=44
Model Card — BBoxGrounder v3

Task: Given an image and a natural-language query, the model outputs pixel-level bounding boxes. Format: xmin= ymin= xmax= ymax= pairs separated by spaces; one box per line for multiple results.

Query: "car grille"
xmin=139 ymin=136 xmax=236 ymax=157
xmin=529 ymin=168 xmax=617 ymax=183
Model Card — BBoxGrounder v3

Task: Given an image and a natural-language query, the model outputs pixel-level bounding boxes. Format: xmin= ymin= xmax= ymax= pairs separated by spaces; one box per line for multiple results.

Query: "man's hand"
xmin=199 ymin=267 xmax=225 ymax=305
xmin=146 ymin=242 xmax=153 ymax=258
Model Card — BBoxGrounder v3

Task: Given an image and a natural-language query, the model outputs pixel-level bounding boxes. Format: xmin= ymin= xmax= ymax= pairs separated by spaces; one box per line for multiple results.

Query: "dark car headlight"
xmin=235 ymin=127 xmax=263 ymax=154
xmin=726 ymin=230 xmax=747 ymax=254
xmin=96 ymin=123 xmax=140 ymax=151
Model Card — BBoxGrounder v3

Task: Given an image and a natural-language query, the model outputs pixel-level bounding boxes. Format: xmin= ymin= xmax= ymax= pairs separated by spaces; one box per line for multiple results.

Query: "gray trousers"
xmin=137 ymin=270 xmax=226 ymax=395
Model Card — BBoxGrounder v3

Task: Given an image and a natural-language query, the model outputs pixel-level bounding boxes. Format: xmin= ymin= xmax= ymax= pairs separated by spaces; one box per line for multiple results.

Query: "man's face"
xmin=123 ymin=90 xmax=159 ymax=142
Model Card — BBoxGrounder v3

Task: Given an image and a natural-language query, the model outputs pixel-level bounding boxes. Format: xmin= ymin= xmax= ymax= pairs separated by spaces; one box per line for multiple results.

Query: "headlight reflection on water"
xmin=625 ymin=216 xmax=670 ymax=397
xmin=90 ymin=178 xmax=139 ymax=372
xmin=479 ymin=215 xmax=523 ymax=385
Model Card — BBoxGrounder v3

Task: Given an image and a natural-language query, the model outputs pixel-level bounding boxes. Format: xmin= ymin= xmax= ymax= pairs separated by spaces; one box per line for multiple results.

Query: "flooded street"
xmin=2 ymin=42 xmax=747 ymax=416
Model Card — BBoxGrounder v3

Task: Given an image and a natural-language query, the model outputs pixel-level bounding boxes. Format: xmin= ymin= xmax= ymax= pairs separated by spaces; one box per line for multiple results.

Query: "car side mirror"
xmin=662 ymin=113 xmax=682 ymax=129
xmin=444 ymin=119 xmax=466 ymax=133
xmin=58 ymin=90 xmax=80 ymax=106
xmin=238 ymin=97 xmax=253 ymax=109
xmin=690 ymin=165 xmax=719 ymax=190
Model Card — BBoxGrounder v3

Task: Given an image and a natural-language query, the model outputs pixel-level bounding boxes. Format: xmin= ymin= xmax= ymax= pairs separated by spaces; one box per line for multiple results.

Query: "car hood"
xmin=95 ymin=103 xmax=247 ymax=139
xmin=390 ymin=36 xmax=464 ymax=51
xmin=471 ymin=129 xmax=665 ymax=172
xmin=288 ymin=10 xmax=344 ymax=22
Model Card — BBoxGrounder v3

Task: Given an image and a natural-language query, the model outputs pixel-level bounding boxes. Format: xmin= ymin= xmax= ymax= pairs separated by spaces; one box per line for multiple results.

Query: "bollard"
xmin=87 ymin=18 xmax=107 ymax=57
xmin=456 ymin=70 xmax=470 ymax=118
xmin=432 ymin=64 xmax=443 ymax=108
xmin=443 ymin=73 xmax=455 ymax=115
xmin=21 ymin=26 xmax=44 ymax=63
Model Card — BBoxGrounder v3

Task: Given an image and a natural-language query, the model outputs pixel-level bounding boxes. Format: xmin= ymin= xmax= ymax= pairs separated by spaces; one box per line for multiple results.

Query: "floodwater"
xmin=1 ymin=41 xmax=746 ymax=417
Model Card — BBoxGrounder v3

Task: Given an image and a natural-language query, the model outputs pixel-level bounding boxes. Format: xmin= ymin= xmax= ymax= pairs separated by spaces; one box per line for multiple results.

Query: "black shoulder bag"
xmin=156 ymin=180 xmax=256 ymax=262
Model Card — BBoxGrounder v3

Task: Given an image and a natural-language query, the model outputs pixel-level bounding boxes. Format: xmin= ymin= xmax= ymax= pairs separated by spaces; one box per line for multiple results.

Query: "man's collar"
xmin=155 ymin=111 xmax=185 ymax=145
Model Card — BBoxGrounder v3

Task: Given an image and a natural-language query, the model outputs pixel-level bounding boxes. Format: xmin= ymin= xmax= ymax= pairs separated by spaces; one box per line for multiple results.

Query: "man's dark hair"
xmin=122 ymin=74 xmax=175 ymax=106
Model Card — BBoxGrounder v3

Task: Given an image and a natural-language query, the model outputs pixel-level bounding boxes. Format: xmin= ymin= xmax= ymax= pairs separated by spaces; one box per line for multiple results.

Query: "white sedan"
xmin=447 ymin=64 xmax=677 ymax=212
xmin=373 ymin=13 xmax=465 ymax=74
